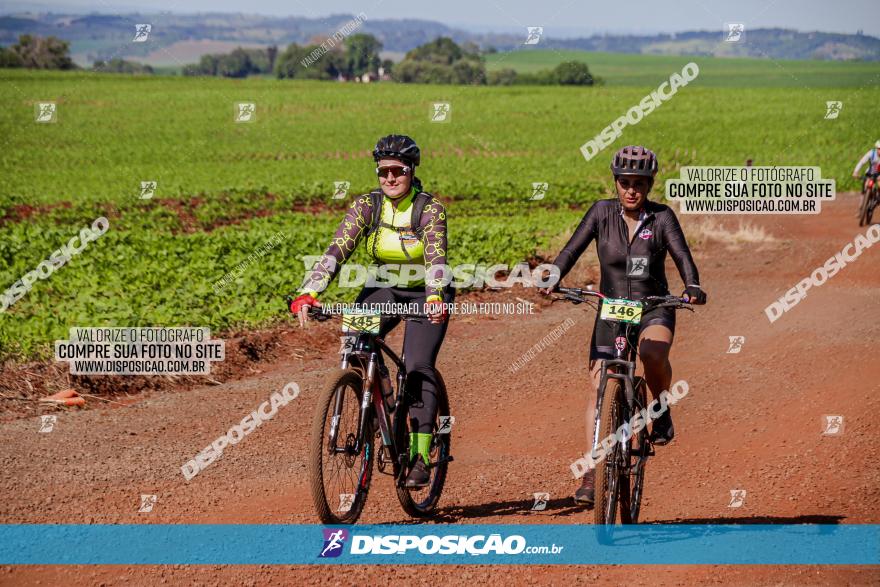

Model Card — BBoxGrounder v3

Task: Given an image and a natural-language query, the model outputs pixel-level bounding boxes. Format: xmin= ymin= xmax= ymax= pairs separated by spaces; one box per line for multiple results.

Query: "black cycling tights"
xmin=355 ymin=286 xmax=454 ymax=434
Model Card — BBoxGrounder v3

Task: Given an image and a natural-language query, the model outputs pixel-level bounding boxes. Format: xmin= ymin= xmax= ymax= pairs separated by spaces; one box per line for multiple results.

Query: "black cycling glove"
xmin=682 ymin=285 xmax=706 ymax=305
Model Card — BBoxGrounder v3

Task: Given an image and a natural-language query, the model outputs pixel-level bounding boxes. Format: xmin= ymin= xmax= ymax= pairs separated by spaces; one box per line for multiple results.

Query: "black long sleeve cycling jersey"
xmin=552 ymin=199 xmax=700 ymax=300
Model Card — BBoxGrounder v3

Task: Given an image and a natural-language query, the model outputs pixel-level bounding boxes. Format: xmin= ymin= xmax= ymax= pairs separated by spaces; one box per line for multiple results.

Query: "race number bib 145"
xmin=342 ymin=309 xmax=381 ymax=333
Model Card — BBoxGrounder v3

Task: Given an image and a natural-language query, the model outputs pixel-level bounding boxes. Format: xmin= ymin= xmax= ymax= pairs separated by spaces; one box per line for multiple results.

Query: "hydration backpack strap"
xmin=411 ymin=191 xmax=433 ymax=238
xmin=366 ymin=190 xmax=383 ymax=237
xmin=869 ymin=150 xmax=880 ymax=175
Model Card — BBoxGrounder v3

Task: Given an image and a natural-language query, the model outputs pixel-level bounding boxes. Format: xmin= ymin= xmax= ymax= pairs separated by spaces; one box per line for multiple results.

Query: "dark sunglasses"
xmin=376 ymin=165 xmax=411 ymax=178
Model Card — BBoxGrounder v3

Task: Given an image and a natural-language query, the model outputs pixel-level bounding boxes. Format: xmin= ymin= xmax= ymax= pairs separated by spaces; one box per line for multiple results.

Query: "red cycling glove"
xmin=289 ymin=293 xmax=319 ymax=314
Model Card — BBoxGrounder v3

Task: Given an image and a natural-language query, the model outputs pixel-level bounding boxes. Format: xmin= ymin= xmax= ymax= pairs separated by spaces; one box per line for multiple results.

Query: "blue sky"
xmin=7 ymin=0 xmax=878 ymax=36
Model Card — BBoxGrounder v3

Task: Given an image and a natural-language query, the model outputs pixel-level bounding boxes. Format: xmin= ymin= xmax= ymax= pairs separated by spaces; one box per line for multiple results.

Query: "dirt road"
xmin=1 ymin=194 xmax=878 ymax=585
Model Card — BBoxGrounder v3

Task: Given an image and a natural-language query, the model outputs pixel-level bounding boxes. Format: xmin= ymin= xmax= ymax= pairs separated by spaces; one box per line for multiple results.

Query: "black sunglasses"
xmin=376 ymin=165 xmax=412 ymax=178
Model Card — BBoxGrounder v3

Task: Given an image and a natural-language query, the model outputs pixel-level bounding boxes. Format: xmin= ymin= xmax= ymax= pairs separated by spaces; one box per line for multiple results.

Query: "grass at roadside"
xmin=1 ymin=64 xmax=874 ymax=360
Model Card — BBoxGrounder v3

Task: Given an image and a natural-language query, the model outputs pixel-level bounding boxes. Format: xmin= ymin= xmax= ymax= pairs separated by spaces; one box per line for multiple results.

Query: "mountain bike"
xmin=301 ymin=305 xmax=453 ymax=524
xmin=858 ymin=175 xmax=879 ymax=227
xmin=554 ymin=287 xmax=692 ymax=525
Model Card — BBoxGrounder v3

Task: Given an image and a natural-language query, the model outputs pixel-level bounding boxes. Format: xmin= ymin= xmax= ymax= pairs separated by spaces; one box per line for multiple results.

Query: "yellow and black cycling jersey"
xmin=300 ymin=186 xmax=447 ymax=300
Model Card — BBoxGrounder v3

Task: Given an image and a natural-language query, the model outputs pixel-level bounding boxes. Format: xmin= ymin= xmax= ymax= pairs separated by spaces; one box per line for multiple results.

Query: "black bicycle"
xmin=555 ymin=287 xmax=692 ymax=525
xmin=302 ymin=305 xmax=452 ymax=524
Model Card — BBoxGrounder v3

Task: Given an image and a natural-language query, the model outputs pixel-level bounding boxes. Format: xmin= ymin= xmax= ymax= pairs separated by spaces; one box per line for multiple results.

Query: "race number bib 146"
xmin=599 ymin=298 xmax=643 ymax=324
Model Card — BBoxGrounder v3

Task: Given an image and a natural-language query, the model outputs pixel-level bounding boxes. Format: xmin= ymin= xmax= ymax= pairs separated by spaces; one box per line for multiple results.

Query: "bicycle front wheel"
xmin=309 ymin=370 xmax=374 ymax=524
xmin=859 ymin=188 xmax=873 ymax=226
xmin=395 ymin=371 xmax=451 ymax=518
xmin=619 ymin=377 xmax=649 ymax=524
xmin=594 ymin=379 xmax=625 ymax=525
xmin=866 ymin=188 xmax=878 ymax=226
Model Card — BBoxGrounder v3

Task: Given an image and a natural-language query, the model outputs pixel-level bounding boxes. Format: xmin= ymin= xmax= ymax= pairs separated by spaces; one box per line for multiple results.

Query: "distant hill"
xmin=1 ymin=12 xmax=878 ymax=66
xmin=544 ymin=28 xmax=880 ymax=61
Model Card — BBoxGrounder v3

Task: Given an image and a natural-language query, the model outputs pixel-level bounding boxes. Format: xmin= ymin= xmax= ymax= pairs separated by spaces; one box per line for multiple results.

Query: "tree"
xmin=552 ymin=61 xmax=594 ymax=85
xmin=461 ymin=41 xmax=481 ymax=57
xmin=392 ymin=59 xmax=455 ymax=84
xmin=216 ymin=48 xmax=253 ymax=78
xmin=183 ymin=53 xmax=219 ymax=76
xmin=274 ymin=42 xmax=345 ymax=80
xmin=0 ymin=46 xmax=24 ymax=68
xmin=394 ymin=37 xmax=486 ymax=85
xmin=240 ymin=48 xmax=271 ymax=74
xmin=274 ymin=43 xmax=307 ymax=78
xmin=452 ymin=59 xmax=485 ymax=84
xmin=182 ymin=47 xmax=275 ymax=78
xmin=4 ymin=35 xmax=76 ymax=70
xmin=487 ymin=68 xmax=517 ymax=85
xmin=344 ymin=34 xmax=382 ymax=77
xmin=267 ymin=45 xmax=278 ymax=72
xmin=93 ymin=58 xmax=154 ymax=74
xmin=405 ymin=37 xmax=464 ymax=65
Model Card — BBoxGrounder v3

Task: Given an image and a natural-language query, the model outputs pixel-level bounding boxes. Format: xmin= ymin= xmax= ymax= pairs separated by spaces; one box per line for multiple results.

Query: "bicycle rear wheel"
xmin=594 ymin=379 xmax=625 ymax=525
xmin=395 ymin=371 xmax=451 ymax=518
xmin=619 ymin=377 xmax=649 ymax=524
xmin=309 ymin=370 xmax=374 ymax=524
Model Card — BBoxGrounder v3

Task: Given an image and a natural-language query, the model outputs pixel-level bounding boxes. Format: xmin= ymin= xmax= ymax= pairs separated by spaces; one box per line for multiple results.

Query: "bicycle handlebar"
xmin=553 ymin=287 xmax=693 ymax=312
xmin=305 ymin=306 xmax=430 ymax=321
xmin=556 ymin=286 xmax=605 ymax=299
xmin=285 ymin=295 xmax=430 ymax=321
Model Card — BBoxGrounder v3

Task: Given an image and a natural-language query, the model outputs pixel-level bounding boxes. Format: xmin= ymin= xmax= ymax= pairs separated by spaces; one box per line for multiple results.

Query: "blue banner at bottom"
xmin=0 ymin=524 xmax=877 ymax=565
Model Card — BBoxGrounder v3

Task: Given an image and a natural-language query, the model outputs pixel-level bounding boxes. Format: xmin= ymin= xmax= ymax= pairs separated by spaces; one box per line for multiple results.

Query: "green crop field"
xmin=1 ymin=53 xmax=878 ymax=359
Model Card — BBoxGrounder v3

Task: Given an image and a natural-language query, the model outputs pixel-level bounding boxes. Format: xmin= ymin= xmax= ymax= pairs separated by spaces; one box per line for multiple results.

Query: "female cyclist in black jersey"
xmin=541 ymin=145 xmax=707 ymax=506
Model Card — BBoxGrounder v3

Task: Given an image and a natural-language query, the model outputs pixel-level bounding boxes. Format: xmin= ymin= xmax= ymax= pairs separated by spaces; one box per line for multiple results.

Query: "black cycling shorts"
xmin=589 ymin=305 xmax=675 ymax=361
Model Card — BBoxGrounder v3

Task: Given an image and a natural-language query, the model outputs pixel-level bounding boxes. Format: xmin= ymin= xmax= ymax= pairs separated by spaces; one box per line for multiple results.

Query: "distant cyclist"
xmin=288 ymin=134 xmax=453 ymax=488
xmin=539 ymin=145 xmax=707 ymax=507
xmin=852 ymin=140 xmax=880 ymax=216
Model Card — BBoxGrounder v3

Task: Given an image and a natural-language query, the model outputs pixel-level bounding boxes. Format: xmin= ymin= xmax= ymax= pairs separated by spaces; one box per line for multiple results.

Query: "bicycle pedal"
xmin=427 ymin=455 xmax=453 ymax=469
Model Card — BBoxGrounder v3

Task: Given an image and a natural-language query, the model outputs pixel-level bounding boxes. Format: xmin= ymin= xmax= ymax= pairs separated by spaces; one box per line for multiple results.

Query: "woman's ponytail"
xmin=411 ymin=175 xmax=424 ymax=194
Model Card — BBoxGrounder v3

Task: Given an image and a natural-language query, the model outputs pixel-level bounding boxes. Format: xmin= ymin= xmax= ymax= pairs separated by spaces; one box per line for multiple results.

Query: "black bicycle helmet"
xmin=373 ymin=134 xmax=420 ymax=168
xmin=611 ymin=145 xmax=658 ymax=177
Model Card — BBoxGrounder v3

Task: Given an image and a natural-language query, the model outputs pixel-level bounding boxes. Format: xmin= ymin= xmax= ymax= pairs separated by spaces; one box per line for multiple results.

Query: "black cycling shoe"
xmin=650 ymin=407 xmax=675 ymax=446
xmin=405 ymin=455 xmax=431 ymax=488
xmin=573 ymin=469 xmax=595 ymax=507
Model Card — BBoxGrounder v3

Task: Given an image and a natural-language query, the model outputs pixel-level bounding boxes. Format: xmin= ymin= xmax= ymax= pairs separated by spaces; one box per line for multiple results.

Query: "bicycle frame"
xmin=304 ymin=304 xmax=453 ymax=523
xmin=592 ymin=322 xmax=641 ymax=473
xmin=328 ymin=333 xmax=404 ymax=460
xmin=555 ymin=288 xmax=686 ymax=470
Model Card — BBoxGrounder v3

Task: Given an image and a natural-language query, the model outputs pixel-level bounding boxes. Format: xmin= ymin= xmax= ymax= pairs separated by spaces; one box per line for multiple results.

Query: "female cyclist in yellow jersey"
xmin=289 ymin=135 xmax=452 ymax=488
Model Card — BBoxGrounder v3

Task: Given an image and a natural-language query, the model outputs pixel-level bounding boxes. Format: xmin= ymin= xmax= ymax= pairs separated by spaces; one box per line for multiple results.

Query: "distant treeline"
xmin=184 ymin=35 xmax=597 ymax=85
xmin=181 ymin=33 xmax=392 ymax=80
xmin=0 ymin=34 xmax=153 ymax=73
xmin=395 ymin=37 xmax=596 ymax=85
xmin=0 ymin=33 xmax=597 ymax=86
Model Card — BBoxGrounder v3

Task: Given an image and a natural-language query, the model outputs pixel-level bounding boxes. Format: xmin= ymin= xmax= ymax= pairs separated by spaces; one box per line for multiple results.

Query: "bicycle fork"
xmin=592 ymin=359 xmax=638 ymax=469
xmin=328 ymin=352 xmax=392 ymax=456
